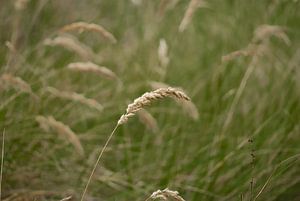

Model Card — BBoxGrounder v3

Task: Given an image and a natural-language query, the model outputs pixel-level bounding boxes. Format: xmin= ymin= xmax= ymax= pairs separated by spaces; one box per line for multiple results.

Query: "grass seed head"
xmin=146 ymin=188 xmax=186 ymax=201
xmin=44 ymin=35 xmax=94 ymax=60
xmin=0 ymin=73 xmax=34 ymax=96
xmin=118 ymin=87 xmax=190 ymax=125
xmin=67 ymin=62 xmax=118 ymax=80
xmin=60 ymin=21 xmax=117 ymax=43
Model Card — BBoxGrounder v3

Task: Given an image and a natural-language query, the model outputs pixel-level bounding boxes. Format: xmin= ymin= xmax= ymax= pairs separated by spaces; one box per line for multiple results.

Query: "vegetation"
xmin=0 ymin=0 xmax=299 ymax=200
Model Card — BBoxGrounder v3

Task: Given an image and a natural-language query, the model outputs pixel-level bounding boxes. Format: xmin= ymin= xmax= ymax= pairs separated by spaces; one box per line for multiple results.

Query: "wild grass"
xmin=0 ymin=0 xmax=299 ymax=200
xmin=60 ymin=21 xmax=117 ymax=44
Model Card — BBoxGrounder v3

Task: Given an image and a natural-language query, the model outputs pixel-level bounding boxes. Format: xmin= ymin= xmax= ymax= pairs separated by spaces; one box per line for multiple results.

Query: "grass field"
xmin=0 ymin=0 xmax=300 ymax=200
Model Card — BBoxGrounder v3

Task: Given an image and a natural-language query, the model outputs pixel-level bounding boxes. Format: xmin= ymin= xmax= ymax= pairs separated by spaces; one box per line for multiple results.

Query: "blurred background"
xmin=0 ymin=0 xmax=299 ymax=200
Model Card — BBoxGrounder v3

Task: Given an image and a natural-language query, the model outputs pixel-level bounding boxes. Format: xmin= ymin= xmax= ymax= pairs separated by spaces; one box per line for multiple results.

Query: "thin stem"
xmin=0 ymin=129 xmax=5 ymax=201
xmin=80 ymin=124 xmax=119 ymax=201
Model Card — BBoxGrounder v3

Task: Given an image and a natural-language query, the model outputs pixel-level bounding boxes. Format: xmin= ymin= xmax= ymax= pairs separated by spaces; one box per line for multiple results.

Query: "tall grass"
xmin=0 ymin=0 xmax=299 ymax=200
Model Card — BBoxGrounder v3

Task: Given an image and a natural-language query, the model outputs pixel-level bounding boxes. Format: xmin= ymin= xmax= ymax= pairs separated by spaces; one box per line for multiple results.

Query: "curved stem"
xmin=80 ymin=123 xmax=119 ymax=201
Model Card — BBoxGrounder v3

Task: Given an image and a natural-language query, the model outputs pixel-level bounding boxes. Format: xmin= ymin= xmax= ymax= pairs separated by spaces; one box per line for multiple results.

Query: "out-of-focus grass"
xmin=0 ymin=0 xmax=299 ymax=200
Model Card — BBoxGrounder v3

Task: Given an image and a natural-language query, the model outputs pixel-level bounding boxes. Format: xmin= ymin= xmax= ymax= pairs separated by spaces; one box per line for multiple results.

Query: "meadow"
xmin=0 ymin=0 xmax=299 ymax=200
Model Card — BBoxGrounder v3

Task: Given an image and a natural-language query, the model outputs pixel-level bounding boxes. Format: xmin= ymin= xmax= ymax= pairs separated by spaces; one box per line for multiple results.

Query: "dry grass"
xmin=149 ymin=82 xmax=199 ymax=120
xmin=221 ymin=46 xmax=255 ymax=62
xmin=0 ymin=73 xmax=37 ymax=100
xmin=253 ymin=24 xmax=290 ymax=45
xmin=222 ymin=25 xmax=289 ymax=63
xmin=81 ymin=87 xmax=192 ymax=201
xmin=145 ymin=188 xmax=186 ymax=201
xmin=46 ymin=86 xmax=103 ymax=112
xmin=3 ymin=190 xmax=57 ymax=201
xmin=60 ymin=21 xmax=117 ymax=44
xmin=14 ymin=0 xmax=29 ymax=10
xmin=67 ymin=62 xmax=118 ymax=80
xmin=118 ymin=87 xmax=190 ymax=125
xmin=179 ymin=0 xmax=208 ymax=32
xmin=2 ymin=1 xmax=299 ymax=200
xmin=35 ymin=116 xmax=84 ymax=156
xmin=44 ymin=35 xmax=94 ymax=60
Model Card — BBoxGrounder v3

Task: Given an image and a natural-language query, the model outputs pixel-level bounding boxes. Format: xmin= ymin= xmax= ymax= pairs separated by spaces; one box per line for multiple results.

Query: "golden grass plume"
xmin=67 ymin=62 xmax=118 ymax=80
xmin=35 ymin=116 xmax=84 ymax=156
xmin=46 ymin=86 xmax=103 ymax=112
xmin=60 ymin=21 xmax=117 ymax=43
xmin=44 ymin=35 xmax=94 ymax=60
xmin=118 ymin=87 xmax=190 ymax=125
xmin=149 ymin=82 xmax=199 ymax=120
xmin=145 ymin=188 xmax=186 ymax=201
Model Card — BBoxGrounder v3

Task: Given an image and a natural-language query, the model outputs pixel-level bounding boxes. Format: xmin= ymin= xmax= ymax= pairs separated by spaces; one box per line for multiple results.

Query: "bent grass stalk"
xmin=80 ymin=87 xmax=191 ymax=201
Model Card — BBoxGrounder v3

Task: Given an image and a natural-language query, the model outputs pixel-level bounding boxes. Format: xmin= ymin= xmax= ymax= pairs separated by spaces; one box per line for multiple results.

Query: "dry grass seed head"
xmin=60 ymin=21 xmax=117 ymax=43
xmin=67 ymin=62 xmax=118 ymax=80
xmin=253 ymin=24 xmax=290 ymax=45
xmin=146 ymin=188 xmax=186 ymax=201
xmin=44 ymin=35 xmax=94 ymax=60
xmin=46 ymin=87 xmax=103 ymax=112
xmin=35 ymin=116 xmax=84 ymax=156
xmin=149 ymin=82 xmax=199 ymax=120
xmin=118 ymin=87 xmax=190 ymax=125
